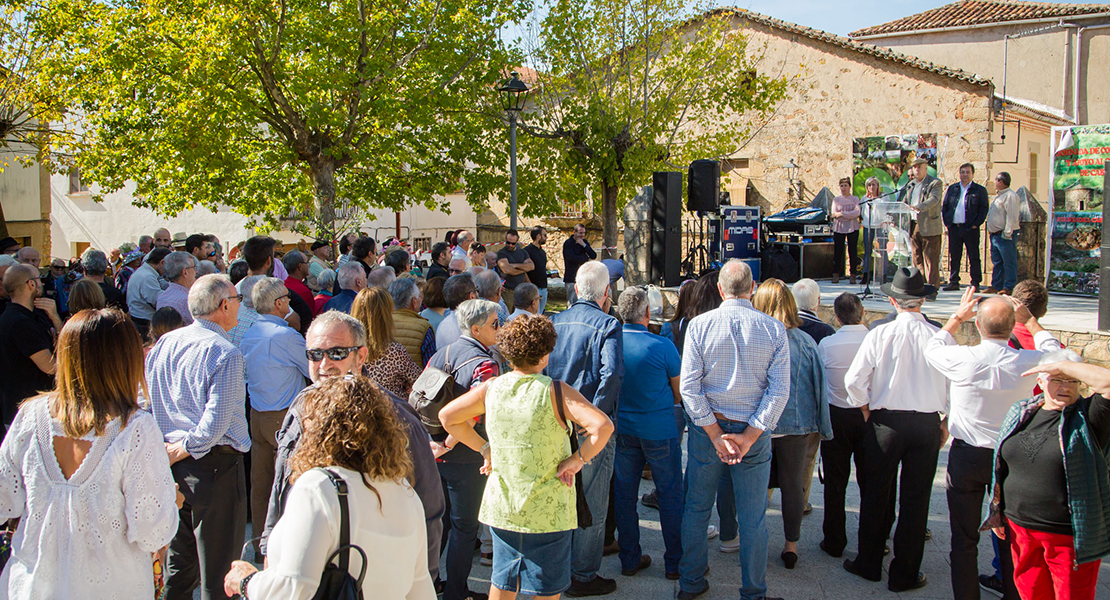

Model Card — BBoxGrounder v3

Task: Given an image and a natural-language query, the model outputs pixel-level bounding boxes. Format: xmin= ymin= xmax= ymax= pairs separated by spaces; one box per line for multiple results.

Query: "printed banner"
xmin=851 ymin=134 xmax=938 ymax=198
xmin=1049 ymin=125 xmax=1105 ymax=296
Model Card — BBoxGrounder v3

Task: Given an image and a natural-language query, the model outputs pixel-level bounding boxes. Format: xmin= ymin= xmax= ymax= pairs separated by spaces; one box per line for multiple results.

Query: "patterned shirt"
xmin=146 ymin=318 xmax=251 ymax=457
xmin=155 ymin=282 xmax=193 ymax=325
xmin=227 ymin=305 xmax=261 ymax=347
xmin=680 ymin=298 xmax=791 ymax=432
xmin=363 ymin=341 xmax=423 ymax=399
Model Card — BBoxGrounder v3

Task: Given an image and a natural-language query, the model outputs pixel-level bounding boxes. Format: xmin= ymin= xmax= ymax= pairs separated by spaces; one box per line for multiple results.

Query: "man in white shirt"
xmin=984 ymin=172 xmax=1022 ymax=295
xmin=451 ymin=230 xmax=474 ymax=269
xmin=843 ymin=267 xmax=946 ymax=592
xmin=924 ymin=288 xmax=1062 ymax=600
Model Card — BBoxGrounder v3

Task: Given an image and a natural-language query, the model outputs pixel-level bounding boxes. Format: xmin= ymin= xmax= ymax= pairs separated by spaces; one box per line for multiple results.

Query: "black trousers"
xmin=165 ymin=449 xmax=247 ymax=600
xmin=856 ymin=410 xmax=942 ymax=588
xmin=821 ymin=406 xmax=867 ymax=554
xmin=833 ymin=230 xmax=860 ymax=277
xmin=947 ymin=440 xmax=1020 ymax=600
xmin=947 ymin=226 xmax=982 ymax=286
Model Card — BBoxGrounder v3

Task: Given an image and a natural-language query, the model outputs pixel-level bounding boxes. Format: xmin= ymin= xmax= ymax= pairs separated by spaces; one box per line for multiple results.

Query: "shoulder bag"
xmin=310 ymin=468 xmax=369 ymax=600
xmin=409 ymin=345 xmax=485 ymax=435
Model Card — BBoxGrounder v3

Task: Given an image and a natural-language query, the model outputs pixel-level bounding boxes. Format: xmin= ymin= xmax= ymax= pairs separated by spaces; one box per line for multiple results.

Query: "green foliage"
xmin=14 ymin=0 xmax=525 ymax=237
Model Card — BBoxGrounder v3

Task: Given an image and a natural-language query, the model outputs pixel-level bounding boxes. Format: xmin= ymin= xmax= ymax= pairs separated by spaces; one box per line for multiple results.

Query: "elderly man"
xmin=984 ymin=172 xmax=1021 ymax=295
xmin=0 ymin=264 xmax=61 ymax=436
xmin=240 ymin=277 xmax=311 ymax=558
xmin=366 ymin=264 xmax=396 ymax=290
xmin=613 ymin=287 xmax=683 ymax=580
xmin=452 ymin=230 xmax=474 ymax=269
xmin=678 ymin=259 xmax=788 ymax=600
xmin=260 ymin=311 xmax=445 ymax=580
xmin=448 ymin=257 xmax=467 ymax=277
xmin=154 ymin=228 xmax=173 ymax=249
xmin=426 ymin=242 xmax=451 ymax=281
xmin=15 ymin=247 xmax=40 ymax=268
xmin=306 ymin=240 xmax=332 ymax=292
xmin=146 ymin=274 xmax=250 ymax=600
xmin=81 ymin=248 xmax=127 ymax=312
xmin=156 ymin=251 xmax=200 ymax=324
xmin=941 ymin=163 xmax=990 ymax=292
xmin=547 ymin=260 xmax=623 ymax=597
xmin=435 ymin=273 xmax=478 ymax=349
xmin=281 ymin=250 xmax=315 ymax=330
xmin=322 ymin=262 xmax=365 ymax=314
xmin=791 ymin=278 xmax=834 ymax=344
xmin=506 ymin=282 xmax=540 ymax=321
xmin=128 ymin=247 xmax=172 ymax=337
xmin=138 ymin=235 xmax=154 ymax=254
xmin=925 ymin=289 xmax=1062 ymax=600
xmin=898 ymin=158 xmax=944 ymax=295
xmin=390 ymin=277 xmax=435 ymax=366
xmin=473 ymin=268 xmax=509 ymax=324
xmin=562 ymin=223 xmax=597 ymax=306
xmin=843 ymin=267 xmax=947 ymax=592
xmin=496 ymin=228 xmax=534 ymax=312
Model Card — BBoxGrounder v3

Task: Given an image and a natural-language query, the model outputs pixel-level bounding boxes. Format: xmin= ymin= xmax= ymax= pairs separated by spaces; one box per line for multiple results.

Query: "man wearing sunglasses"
xmin=261 ymin=311 xmax=445 ymax=585
xmin=496 ymin=229 xmax=534 ymax=313
xmin=0 ymin=264 xmax=60 ymax=437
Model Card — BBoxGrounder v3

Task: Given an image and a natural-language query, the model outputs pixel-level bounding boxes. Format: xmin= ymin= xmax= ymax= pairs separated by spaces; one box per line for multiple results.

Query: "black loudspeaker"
xmin=652 ymin=171 xmax=683 ymax=287
xmin=688 ymin=159 xmax=721 ymax=212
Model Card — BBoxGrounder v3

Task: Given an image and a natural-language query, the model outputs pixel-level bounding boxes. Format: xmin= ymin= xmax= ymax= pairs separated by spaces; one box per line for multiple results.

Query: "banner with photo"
xmin=851 ymin=134 xmax=939 ymax=198
xmin=1048 ymin=125 xmax=1106 ymax=296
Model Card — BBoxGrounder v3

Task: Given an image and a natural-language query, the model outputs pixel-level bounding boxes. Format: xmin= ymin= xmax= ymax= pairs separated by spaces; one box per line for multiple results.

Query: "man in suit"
xmin=898 ymin=158 xmax=944 ymax=297
xmin=941 ymin=163 xmax=989 ymax=292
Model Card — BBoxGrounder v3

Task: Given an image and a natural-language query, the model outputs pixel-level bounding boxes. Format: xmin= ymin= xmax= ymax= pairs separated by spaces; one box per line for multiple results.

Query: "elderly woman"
xmin=751 ymin=278 xmax=831 ymax=569
xmin=983 ymin=353 xmax=1110 ymax=600
xmin=830 ymin=177 xmax=861 ymax=284
xmin=351 ymin=286 xmax=422 ymax=398
xmin=440 ymin=315 xmax=613 ymax=600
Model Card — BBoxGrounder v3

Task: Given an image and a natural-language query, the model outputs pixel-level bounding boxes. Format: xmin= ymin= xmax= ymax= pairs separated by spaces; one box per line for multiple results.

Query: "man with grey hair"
xmin=196 ymin=260 xmax=218 ymax=276
xmin=435 ymin=273 xmax=479 ymax=349
xmin=322 ymin=262 xmax=365 ymax=314
xmin=427 ymin=298 xmax=501 ymax=600
xmin=366 ymin=264 xmax=397 ymax=290
xmin=451 ymin=230 xmax=474 ymax=269
xmin=473 ymin=268 xmax=509 ymax=324
xmin=80 ymin=248 xmax=127 ymax=312
xmin=259 ymin=311 xmax=445 ymax=580
xmin=281 ymin=250 xmax=314 ymax=334
xmin=448 ymin=257 xmax=467 ymax=276
xmin=240 ymin=276 xmax=311 ymax=557
xmin=156 ymin=251 xmax=200 ymax=324
xmin=843 ymin=267 xmax=947 ymax=592
xmin=506 ymin=282 xmax=540 ymax=321
xmin=145 ymin=274 xmax=249 ymax=600
xmin=390 ymin=277 xmax=435 ymax=366
xmin=613 ymin=286 xmax=683 ymax=580
xmin=677 ymin=258 xmax=788 ymax=600
xmin=313 ymin=268 xmax=336 ymax=314
xmin=138 ymin=234 xmax=154 ymax=254
xmin=547 ymin=260 xmax=623 ymax=596
xmin=924 ymin=288 xmax=1062 ymax=600
xmin=791 ymin=278 xmax=834 ymax=344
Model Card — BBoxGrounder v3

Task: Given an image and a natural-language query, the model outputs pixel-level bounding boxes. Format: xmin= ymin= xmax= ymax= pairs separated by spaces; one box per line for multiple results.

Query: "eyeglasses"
xmin=449 ymin=268 xmax=463 ymax=275
xmin=224 ymin=294 xmax=243 ymax=304
xmin=306 ymin=346 xmax=363 ymax=361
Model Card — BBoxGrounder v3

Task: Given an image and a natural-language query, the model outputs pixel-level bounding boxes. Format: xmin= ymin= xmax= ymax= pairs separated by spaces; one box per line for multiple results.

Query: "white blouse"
xmin=0 ymin=396 xmax=179 ymax=599
xmin=251 ymin=467 xmax=434 ymax=600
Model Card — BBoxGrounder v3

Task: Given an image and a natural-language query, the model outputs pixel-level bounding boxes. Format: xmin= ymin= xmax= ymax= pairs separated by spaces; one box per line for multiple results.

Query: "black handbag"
xmin=409 ymin=345 xmax=485 ymax=435
xmin=311 ymin=469 xmax=369 ymax=600
xmin=552 ymin=382 xmax=593 ymax=529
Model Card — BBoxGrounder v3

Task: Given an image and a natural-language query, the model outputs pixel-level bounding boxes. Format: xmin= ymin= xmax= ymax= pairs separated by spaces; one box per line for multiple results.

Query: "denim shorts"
xmin=489 ymin=527 xmax=572 ymax=595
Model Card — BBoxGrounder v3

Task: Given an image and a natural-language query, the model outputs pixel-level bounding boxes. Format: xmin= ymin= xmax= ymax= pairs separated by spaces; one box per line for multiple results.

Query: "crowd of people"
xmin=0 ymin=222 xmax=1106 ymax=600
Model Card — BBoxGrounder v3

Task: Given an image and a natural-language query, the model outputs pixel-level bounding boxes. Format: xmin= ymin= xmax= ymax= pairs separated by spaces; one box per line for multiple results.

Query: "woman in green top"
xmin=440 ymin=314 xmax=614 ymax=600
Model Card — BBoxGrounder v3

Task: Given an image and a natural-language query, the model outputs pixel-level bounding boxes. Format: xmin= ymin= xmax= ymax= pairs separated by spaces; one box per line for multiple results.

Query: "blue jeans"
xmin=680 ymin=421 xmax=772 ymax=600
xmin=990 ymin=232 xmax=1018 ymax=291
xmin=614 ymin=434 xmax=683 ymax=574
xmin=538 ymin=288 xmax=548 ymax=314
xmin=571 ymin=435 xmax=615 ymax=583
xmin=438 ymin=460 xmax=486 ymax=600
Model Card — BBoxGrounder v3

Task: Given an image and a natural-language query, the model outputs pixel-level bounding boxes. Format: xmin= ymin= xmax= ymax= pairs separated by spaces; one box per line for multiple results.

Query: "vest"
xmin=394 ymin=308 xmax=432 ymax=366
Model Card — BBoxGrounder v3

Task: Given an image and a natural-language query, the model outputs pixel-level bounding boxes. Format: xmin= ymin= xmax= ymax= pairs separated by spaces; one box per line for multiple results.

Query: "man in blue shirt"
xmin=322 ymin=261 xmax=366 ymax=314
xmin=613 ymin=287 xmax=683 ymax=580
xmin=240 ymin=276 xmax=311 ymax=557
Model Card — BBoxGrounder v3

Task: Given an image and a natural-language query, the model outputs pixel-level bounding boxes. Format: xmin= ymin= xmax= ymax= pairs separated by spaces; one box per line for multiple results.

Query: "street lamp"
xmin=498 ymin=71 xmax=530 ymax=230
xmin=782 ymin=158 xmax=801 ymax=202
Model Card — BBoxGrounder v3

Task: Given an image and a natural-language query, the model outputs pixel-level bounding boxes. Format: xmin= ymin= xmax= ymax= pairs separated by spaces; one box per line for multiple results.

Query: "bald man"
xmin=924 ymin=289 xmax=1063 ymax=600
xmin=153 ymin=228 xmax=173 ymax=249
xmin=0 ymin=264 xmax=60 ymax=436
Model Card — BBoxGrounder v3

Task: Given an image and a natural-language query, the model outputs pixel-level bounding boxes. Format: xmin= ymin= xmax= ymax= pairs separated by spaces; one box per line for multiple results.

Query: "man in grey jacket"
xmin=898 ymin=158 xmax=944 ymax=297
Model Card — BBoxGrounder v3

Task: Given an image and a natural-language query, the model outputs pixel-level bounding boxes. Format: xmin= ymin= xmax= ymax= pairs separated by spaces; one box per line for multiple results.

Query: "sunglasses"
xmin=207 ymin=251 xmax=218 ymax=258
xmin=306 ymin=346 xmax=363 ymax=361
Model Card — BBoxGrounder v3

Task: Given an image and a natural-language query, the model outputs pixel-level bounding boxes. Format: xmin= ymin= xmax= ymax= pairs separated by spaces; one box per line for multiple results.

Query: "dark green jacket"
xmin=981 ymin=394 xmax=1110 ymax=565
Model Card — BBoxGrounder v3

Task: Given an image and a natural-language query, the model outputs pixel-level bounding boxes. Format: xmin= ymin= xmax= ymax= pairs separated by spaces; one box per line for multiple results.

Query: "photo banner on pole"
xmin=1049 ymin=125 xmax=1106 ymax=297
xmin=851 ymin=133 xmax=939 ymax=198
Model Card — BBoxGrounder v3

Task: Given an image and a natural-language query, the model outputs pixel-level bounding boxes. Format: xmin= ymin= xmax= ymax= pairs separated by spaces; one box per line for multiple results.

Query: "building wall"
xmin=0 ymin=158 xmax=52 ymax=254
xmin=861 ymin=23 xmax=1110 ymax=125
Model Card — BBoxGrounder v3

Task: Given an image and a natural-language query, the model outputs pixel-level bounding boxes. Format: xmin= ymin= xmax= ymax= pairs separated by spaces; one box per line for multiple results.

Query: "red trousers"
xmin=1008 ymin=521 xmax=1101 ymax=600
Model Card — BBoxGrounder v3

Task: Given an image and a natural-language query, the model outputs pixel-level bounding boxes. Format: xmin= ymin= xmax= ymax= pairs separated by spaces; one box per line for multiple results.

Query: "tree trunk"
xmin=601 ymin=183 xmax=619 ymax=257
xmin=310 ymin=156 xmax=338 ymax=242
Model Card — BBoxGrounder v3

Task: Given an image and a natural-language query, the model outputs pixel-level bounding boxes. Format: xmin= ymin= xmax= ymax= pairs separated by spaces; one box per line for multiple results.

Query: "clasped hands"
xmin=709 ymin=430 xmax=757 ymax=465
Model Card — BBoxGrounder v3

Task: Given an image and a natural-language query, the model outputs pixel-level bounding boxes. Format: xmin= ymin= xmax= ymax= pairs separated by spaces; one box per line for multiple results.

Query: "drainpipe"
xmin=1063 ymin=25 xmax=1074 ymax=122
xmin=1075 ymin=23 xmax=1110 ymax=124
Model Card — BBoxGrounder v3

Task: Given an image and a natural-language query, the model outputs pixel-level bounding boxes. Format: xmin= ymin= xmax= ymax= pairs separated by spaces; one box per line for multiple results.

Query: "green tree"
xmin=19 ymin=0 xmax=524 ymax=239
xmin=496 ymin=1 xmax=789 ymax=249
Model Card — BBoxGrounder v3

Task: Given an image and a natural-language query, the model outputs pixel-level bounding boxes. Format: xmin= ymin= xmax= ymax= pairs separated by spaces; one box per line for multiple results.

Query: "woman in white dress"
xmin=0 ymin=307 xmax=180 ymax=599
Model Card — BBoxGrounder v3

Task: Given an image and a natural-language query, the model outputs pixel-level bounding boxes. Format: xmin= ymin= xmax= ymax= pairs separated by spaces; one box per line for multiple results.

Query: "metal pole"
xmin=509 ymin=111 xmax=518 ymax=231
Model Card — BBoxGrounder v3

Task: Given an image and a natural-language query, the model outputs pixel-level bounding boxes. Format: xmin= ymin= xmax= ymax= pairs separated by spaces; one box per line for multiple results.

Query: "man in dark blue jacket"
xmin=941 ymin=163 xmax=989 ymax=291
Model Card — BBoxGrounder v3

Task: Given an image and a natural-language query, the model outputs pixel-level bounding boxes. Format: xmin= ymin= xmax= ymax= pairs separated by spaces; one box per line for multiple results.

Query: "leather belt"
xmin=713 ymin=412 xmax=742 ymax=424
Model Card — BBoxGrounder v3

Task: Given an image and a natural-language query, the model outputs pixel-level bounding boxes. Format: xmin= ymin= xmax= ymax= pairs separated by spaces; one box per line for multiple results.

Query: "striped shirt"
xmin=146 ymin=318 xmax=251 ymax=457
xmin=155 ymin=282 xmax=193 ymax=325
xmin=680 ymin=298 xmax=791 ymax=432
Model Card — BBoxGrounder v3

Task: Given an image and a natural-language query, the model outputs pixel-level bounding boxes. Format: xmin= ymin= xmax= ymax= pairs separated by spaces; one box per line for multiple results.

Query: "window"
xmin=1029 ymin=152 xmax=1039 ymax=194
xmin=68 ymin=167 xmax=89 ymax=195
xmin=411 ymin=237 xmax=431 ymax=254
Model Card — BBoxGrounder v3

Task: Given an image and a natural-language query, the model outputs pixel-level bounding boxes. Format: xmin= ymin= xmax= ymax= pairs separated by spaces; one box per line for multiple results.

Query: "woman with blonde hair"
xmin=224 ymin=376 xmax=434 ymax=599
xmin=67 ymin=278 xmax=107 ymax=313
xmin=0 ymin=308 xmax=179 ymax=599
xmin=350 ymin=286 xmax=421 ymax=397
xmin=750 ymin=278 xmax=831 ymax=570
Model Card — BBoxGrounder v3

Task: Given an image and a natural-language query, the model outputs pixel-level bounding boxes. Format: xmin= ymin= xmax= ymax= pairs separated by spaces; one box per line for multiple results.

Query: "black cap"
xmin=311 ymin=240 xmax=329 ymax=251
xmin=0 ymin=237 xmax=18 ymax=252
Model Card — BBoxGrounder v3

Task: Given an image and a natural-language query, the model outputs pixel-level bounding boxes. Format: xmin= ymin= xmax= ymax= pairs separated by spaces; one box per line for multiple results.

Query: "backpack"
xmin=408 ymin=344 xmax=486 ymax=435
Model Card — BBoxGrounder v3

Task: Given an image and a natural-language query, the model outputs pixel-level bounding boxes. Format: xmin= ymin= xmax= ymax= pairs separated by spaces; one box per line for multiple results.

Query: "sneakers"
xmin=719 ymin=537 xmax=740 ymax=553
xmin=565 ymin=575 xmax=617 ymax=597
xmin=641 ymin=490 xmax=659 ymax=509
xmin=707 ymin=525 xmax=719 ymax=540
xmin=979 ymin=574 xmax=1004 ymax=597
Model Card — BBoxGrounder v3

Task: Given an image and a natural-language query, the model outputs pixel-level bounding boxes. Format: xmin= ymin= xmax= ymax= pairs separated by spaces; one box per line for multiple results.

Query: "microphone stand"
xmin=856 ymin=184 xmax=907 ymax=300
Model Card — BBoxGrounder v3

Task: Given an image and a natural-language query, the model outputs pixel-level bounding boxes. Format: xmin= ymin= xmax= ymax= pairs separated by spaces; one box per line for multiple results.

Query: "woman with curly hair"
xmin=351 ymin=286 xmax=422 ymax=397
xmin=224 ymin=375 xmax=434 ymax=600
xmin=440 ymin=314 xmax=614 ymax=600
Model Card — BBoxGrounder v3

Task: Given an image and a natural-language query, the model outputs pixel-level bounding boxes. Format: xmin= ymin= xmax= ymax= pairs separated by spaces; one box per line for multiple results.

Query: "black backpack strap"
xmin=322 ymin=468 xmax=351 ymax=573
xmin=1009 ymin=333 xmax=1024 ymax=350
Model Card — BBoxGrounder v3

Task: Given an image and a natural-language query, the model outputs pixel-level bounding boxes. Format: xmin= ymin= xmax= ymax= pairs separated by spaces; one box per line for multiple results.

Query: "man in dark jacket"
xmin=562 ymin=223 xmax=597 ymax=305
xmin=941 ymin=163 xmax=989 ymax=292
xmin=425 ymin=242 xmax=451 ymax=281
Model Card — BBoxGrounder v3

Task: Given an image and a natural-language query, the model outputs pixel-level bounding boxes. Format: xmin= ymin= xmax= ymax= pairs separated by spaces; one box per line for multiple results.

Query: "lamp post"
xmin=498 ymin=71 xmax=530 ymax=230
xmin=782 ymin=158 xmax=801 ymax=202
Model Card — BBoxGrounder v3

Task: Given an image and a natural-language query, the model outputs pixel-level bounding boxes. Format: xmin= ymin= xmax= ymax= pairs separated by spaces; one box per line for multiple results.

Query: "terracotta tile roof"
xmin=851 ymin=0 xmax=1110 ymax=38
xmin=708 ymin=8 xmax=992 ymax=88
